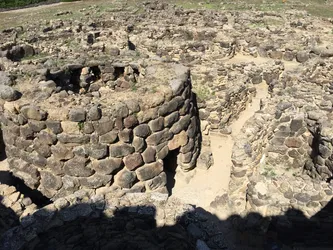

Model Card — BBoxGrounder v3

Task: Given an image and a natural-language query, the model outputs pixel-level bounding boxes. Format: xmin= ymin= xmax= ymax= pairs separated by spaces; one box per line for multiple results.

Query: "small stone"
xmin=87 ymin=106 xmax=101 ymax=121
xmin=20 ymin=106 xmax=46 ymax=121
xmin=294 ymin=193 xmax=311 ymax=203
xmin=133 ymin=137 xmax=146 ymax=152
xmin=118 ymin=128 xmax=133 ymax=143
xmin=148 ymin=117 xmax=164 ymax=132
xmin=0 ymin=85 xmax=20 ymax=101
xmin=285 ymin=137 xmax=303 ymax=148
xmin=63 ymin=156 xmax=93 ymax=177
xmin=123 ymin=115 xmax=139 ymax=128
xmin=99 ymin=131 xmax=118 ymax=144
xmin=68 ymin=108 xmax=86 ymax=122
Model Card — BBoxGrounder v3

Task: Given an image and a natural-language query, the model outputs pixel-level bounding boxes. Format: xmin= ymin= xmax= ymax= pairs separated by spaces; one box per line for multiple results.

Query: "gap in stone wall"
xmin=163 ymin=148 xmax=179 ymax=196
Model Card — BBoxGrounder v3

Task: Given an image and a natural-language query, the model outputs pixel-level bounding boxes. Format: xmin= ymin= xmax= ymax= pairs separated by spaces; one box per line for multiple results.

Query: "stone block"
xmin=91 ymin=158 xmax=123 ymax=175
xmin=109 ymin=143 xmax=135 ymax=157
xmin=136 ymin=160 xmax=163 ymax=181
xmin=99 ymin=131 xmax=118 ymax=144
xmin=51 ymin=143 xmax=74 ymax=160
xmin=79 ymin=174 xmax=112 ymax=189
xmin=142 ymin=147 xmax=156 ymax=163
xmin=63 ymin=156 xmax=93 ymax=177
xmin=133 ymin=124 xmax=151 ymax=138
xmin=114 ymin=168 xmax=136 ymax=188
xmin=124 ymin=153 xmax=143 ymax=171
xmin=146 ymin=128 xmax=173 ymax=146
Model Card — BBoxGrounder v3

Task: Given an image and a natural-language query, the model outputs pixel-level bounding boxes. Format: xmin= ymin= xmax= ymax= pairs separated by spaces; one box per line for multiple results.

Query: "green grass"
xmin=172 ymin=0 xmax=333 ymax=18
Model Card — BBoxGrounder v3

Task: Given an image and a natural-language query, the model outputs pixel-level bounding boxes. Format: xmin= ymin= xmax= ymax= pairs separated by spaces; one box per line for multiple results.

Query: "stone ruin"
xmin=0 ymin=0 xmax=333 ymax=249
xmin=1 ymin=60 xmax=201 ymax=200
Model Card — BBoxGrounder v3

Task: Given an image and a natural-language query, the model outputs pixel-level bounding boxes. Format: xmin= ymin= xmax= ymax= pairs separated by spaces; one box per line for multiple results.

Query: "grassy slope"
xmin=0 ymin=0 xmax=332 ymax=30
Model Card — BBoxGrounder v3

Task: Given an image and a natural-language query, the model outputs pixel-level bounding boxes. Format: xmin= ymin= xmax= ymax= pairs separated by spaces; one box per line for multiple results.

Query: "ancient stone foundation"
xmin=1 ymin=61 xmax=200 ymax=200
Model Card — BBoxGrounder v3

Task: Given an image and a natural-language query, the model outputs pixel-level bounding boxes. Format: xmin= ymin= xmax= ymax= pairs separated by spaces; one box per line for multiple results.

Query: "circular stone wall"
xmin=0 ymin=60 xmax=200 ymax=200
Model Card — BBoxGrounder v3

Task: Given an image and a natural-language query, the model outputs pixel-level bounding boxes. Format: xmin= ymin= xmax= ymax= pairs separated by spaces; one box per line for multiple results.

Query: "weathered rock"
xmin=68 ymin=108 xmax=86 ymax=122
xmin=87 ymin=106 xmax=101 ymax=121
xmin=133 ymin=124 xmax=151 ymax=138
xmin=124 ymin=153 xmax=143 ymax=171
xmin=0 ymin=85 xmax=20 ymax=101
xmin=40 ymin=171 xmax=62 ymax=191
xmin=63 ymin=156 xmax=93 ymax=177
xmin=142 ymin=147 xmax=156 ymax=163
xmin=99 ymin=131 xmax=118 ymax=144
xmin=146 ymin=128 xmax=173 ymax=146
xmin=88 ymin=144 xmax=108 ymax=159
xmin=136 ymin=160 xmax=163 ymax=181
xmin=91 ymin=157 xmax=123 ymax=175
xmin=20 ymin=106 xmax=47 ymax=121
xmin=114 ymin=168 xmax=136 ymax=188
xmin=109 ymin=143 xmax=135 ymax=157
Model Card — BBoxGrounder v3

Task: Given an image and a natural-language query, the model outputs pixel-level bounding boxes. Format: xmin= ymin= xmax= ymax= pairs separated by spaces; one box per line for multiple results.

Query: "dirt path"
xmin=171 ymin=81 xmax=269 ymax=217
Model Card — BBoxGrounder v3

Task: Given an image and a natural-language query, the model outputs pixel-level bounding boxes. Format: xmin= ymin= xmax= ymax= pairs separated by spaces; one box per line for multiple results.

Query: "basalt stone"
xmin=37 ymin=131 xmax=57 ymax=145
xmin=164 ymin=111 xmax=180 ymax=127
xmin=142 ymin=147 xmax=156 ymax=163
xmin=83 ymin=122 xmax=94 ymax=134
xmin=179 ymin=151 xmax=193 ymax=164
xmin=114 ymin=117 xmax=123 ymax=130
xmin=51 ymin=143 xmax=74 ymax=160
xmin=296 ymin=51 xmax=309 ymax=63
xmin=294 ymin=193 xmax=311 ymax=203
xmin=46 ymin=157 xmax=64 ymax=175
xmin=319 ymin=144 xmax=331 ymax=158
xmin=68 ymin=108 xmax=86 ymax=122
xmin=124 ymin=99 xmax=140 ymax=114
xmin=63 ymin=156 xmax=93 ymax=177
xmin=157 ymin=145 xmax=169 ymax=160
xmin=145 ymin=172 xmax=167 ymax=191
xmin=40 ymin=171 xmax=63 ymax=191
xmin=34 ymin=140 xmax=52 ymax=158
xmin=46 ymin=121 xmax=63 ymax=134
xmin=283 ymin=51 xmax=294 ymax=61
xmin=28 ymin=120 xmax=46 ymax=132
xmin=271 ymin=137 xmax=285 ymax=146
xmin=30 ymin=152 xmax=47 ymax=167
xmin=79 ymin=174 xmax=112 ymax=189
xmin=187 ymin=117 xmax=197 ymax=138
xmin=87 ymin=106 xmax=101 ymax=121
xmin=57 ymin=134 xmax=90 ymax=144
xmin=136 ymin=160 xmax=163 ymax=181
xmin=111 ymin=102 xmax=129 ymax=118
xmin=94 ymin=119 xmax=114 ymax=135
xmin=14 ymin=137 xmax=31 ymax=150
xmin=118 ymin=129 xmax=133 ymax=143
xmin=88 ymin=144 xmax=108 ymax=159
xmin=20 ymin=106 xmax=47 ymax=121
xmin=180 ymin=138 xmax=195 ymax=154
xmin=124 ymin=153 xmax=143 ymax=171
xmin=133 ymin=137 xmax=146 ymax=152
xmin=290 ymin=119 xmax=303 ymax=132
xmin=170 ymin=115 xmax=191 ymax=134
xmin=0 ymin=85 xmax=20 ymax=101
xmin=148 ymin=117 xmax=164 ymax=132
xmin=146 ymin=128 xmax=173 ymax=146
xmin=62 ymin=175 xmax=80 ymax=192
xmin=133 ymin=124 xmax=151 ymax=138
xmin=2 ymin=130 xmax=15 ymax=145
xmin=124 ymin=115 xmax=139 ymax=128
xmin=285 ymin=137 xmax=303 ymax=148
xmin=20 ymin=125 xmax=34 ymax=139
xmin=99 ymin=131 xmax=118 ymax=144
xmin=114 ymin=168 xmax=136 ymax=188
xmin=276 ymin=102 xmax=292 ymax=111
xmin=168 ymin=131 xmax=188 ymax=150
xmin=137 ymin=108 xmax=158 ymax=123
xmin=92 ymin=157 xmax=123 ymax=175
xmin=109 ymin=143 xmax=135 ymax=158
xmin=158 ymin=97 xmax=184 ymax=116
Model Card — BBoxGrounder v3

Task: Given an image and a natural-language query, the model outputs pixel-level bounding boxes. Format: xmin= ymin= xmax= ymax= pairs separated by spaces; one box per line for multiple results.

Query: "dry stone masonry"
xmin=1 ymin=60 xmax=201 ymax=200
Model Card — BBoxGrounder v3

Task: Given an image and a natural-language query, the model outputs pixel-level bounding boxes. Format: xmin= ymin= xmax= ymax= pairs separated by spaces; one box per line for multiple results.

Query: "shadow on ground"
xmin=0 ymin=195 xmax=332 ymax=250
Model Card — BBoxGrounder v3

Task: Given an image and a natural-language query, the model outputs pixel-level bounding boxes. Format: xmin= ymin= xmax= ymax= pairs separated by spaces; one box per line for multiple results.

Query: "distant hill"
xmin=0 ymin=0 xmax=78 ymax=10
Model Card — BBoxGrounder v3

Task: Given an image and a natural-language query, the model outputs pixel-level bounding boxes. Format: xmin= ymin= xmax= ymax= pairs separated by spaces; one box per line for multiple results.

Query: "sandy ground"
xmin=171 ymin=79 xmax=269 ymax=217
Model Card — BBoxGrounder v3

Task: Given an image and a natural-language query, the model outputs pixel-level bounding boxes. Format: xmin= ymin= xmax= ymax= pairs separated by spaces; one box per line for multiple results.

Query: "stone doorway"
xmin=163 ymin=148 xmax=179 ymax=196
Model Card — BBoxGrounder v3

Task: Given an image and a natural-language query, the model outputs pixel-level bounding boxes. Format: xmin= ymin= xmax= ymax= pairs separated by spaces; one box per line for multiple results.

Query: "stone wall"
xmin=227 ymin=111 xmax=273 ymax=213
xmin=305 ymin=110 xmax=333 ymax=180
xmin=0 ymin=61 xmax=201 ymax=200
xmin=0 ymin=190 xmax=224 ymax=250
xmin=266 ymin=111 xmax=311 ymax=172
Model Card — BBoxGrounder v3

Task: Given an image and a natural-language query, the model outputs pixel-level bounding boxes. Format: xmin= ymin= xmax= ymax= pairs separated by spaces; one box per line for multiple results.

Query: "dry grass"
xmin=0 ymin=0 xmax=332 ymax=31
